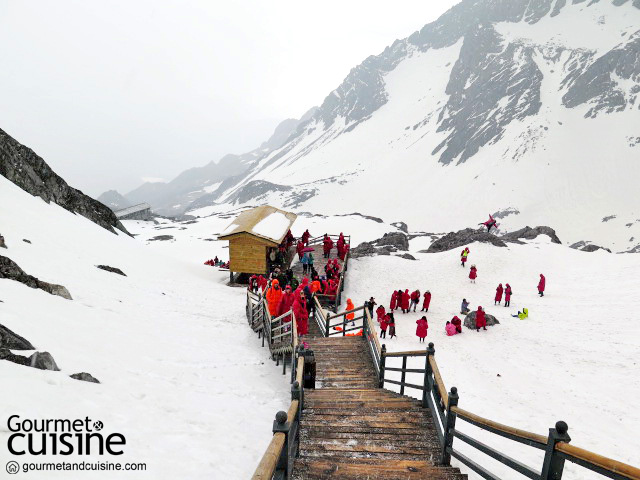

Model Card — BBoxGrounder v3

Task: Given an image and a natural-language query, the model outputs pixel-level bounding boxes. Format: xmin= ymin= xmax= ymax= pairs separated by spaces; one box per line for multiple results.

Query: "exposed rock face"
xmin=463 ymin=311 xmax=500 ymax=329
xmin=30 ymin=352 xmax=60 ymax=371
xmin=0 ymin=128 xmax=128 ymax=235
xmin=391 ymin=222 xmax=409 ymax=233
xmin=0 ymin=323 xmax=35 ymax=350
xmin=501 ymin=226 xmax=562 ymax=244
xmin=70 ymin=372 xmax=100 ymax=383
xmin=0 ymin=255 xmax=72 ymax=299
xmin=427 ymin=228 xmax=507 ymax=253
xmin=350 ymin=232 xmax=409 ymax=258
xmin=96 ymin=265 xmax=127 ymax=276
xmin=149 ymin=235 xmax=174 ymax=242
xmin=0 ymin=349 xmax=59 ymax=371
xmin=569 ymin=241 xmax=612 ymax=253
xmin=398 ymin=253 xmax=416 ymax=260
xmin=0 ymin=234 xmax=5 ymax=248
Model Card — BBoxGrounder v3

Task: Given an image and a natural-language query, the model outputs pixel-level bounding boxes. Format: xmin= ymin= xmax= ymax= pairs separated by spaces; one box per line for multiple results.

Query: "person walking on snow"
xmin=346 ymin=298 xmax=355 ymax=326
xmin=401 ymin=289 xmax=410 ymax=314
xmin=504 ymin=284 xmax=512 ymax=307
xmin=475 ymin=306 xmax=487 ymax=332
xmin=538 ymin=274 xmax=546 ymax=297
xmin=387 ymin=313 xmax=397 ymax=339
xmin=396 ymin=289 xmax=404 ymax=310
xmin=390 ymin=291 xmax=398 ymax=311
xmin=376 ymin=305 xmax=386 ymax=324
xmin=421 ymin=291 xmax=432 ymax=312
xmin=366 ymin=297 xmax=376 ymax=318
xmin=461 ymin=247 xmax=469 ymax=267
xmin=410 ymin=290 xmax=420 ymax=312
xmin=416 ymin=316 xmax=428 ymax=342
xmin=469 ymin=265 xmax=478 ymax=283
xmin=495 ymin=284 xmax=503 ymax=305
xmin=380 ymin=314 xmax=389 ymax=338
xmin=322 ymin=234 xmax=333 ymax=258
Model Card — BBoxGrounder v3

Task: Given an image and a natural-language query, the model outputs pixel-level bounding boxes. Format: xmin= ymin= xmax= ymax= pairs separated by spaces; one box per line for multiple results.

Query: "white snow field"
xmin=0 ymin=176 xmax=291 ymax=479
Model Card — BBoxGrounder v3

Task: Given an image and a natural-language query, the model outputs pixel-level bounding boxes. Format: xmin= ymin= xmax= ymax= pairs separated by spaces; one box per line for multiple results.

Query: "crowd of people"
xmin=204 ymin=256 xmax=229 ymax=269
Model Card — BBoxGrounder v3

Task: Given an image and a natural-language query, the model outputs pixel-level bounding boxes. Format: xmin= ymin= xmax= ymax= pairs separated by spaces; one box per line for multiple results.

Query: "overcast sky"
xmin=0 ymin=0 xmax=458 ymax=196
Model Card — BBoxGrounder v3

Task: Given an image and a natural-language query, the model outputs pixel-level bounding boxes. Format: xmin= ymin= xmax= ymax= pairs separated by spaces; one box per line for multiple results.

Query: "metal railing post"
xmin=378 ymin=344 xmax=387 ymax=388
xmin=325 ymin=313 xmax=331 ymax=337
xmin=342 ymin=313 xmax=346 ymax=336
xmin=362 ymin=304 xmax=368 ymax=338
xmin=541 ymin=421 xmax=571 ymax=480
xmin=441 ymin=386 xmax=459 ymax=465
xmin=400 ymin=355 xmax=407 ymax=395
xmin=423 ymin=343 xmax=435 ymax=408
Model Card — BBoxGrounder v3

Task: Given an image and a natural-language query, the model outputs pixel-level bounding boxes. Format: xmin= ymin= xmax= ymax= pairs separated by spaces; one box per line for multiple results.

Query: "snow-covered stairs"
xmin=293 ymin=336 xmax=467 ymax=479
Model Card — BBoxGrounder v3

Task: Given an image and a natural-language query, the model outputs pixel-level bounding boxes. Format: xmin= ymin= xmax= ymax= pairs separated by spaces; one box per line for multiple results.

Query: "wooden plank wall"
xmin=229 ymin=234 xmax=270 ymax=274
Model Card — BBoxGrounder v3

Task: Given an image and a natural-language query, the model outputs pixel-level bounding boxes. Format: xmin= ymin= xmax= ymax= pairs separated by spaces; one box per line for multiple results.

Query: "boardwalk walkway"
xmin=292 ymin=323 xmax=467 ymax=479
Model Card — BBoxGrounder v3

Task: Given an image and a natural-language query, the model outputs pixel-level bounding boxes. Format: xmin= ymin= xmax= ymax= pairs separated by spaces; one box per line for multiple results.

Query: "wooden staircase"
xmin=293 ymin=335 xmax=467 ymax=479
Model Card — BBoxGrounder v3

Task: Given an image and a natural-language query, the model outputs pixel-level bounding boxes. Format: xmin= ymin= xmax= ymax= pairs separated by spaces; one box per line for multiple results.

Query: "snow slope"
xmin=343 ymin=238 xmax=640 ymax=479
xmin=0 ymin=175 xmax=290 ymax=479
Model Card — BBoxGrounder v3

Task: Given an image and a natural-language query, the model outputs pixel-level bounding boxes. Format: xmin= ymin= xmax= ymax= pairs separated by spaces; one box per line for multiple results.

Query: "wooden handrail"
xmin=313 ymin=295 xmax=327 ymax=322
xmin=251 ymin=432 xmax=286 ymax=480
xmin=428 ymin=356 xmax=449 ymax=408
xmin=295 ymin=356 xmax=304 ymax=386
xmin=331 ymin=305 xmax=365 ymax=317
xmin=384 ymin=349 xmax=428 ymax=357
xmin=556 ymin=442 xmax=640 ymax=480
xmin=287 ymin=400 xmax=299 ymax=424
xmin=451 ymin=406 xmax=548 ymax=445
xmin=364 ymin=308 xmax=381 ymax=355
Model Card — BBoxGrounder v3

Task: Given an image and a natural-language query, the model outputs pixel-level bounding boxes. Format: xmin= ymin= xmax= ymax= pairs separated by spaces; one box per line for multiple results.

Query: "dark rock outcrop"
xmin=0 ymin=128 xmax=128 ymax=235
xmin=149 ymin=235 xmax=174 ymax=242
xmin=501 ymin=226 xmax=562 ymax=244
xmin=0 ymin=324 xmax=35 ymax=350
xmin=569 ymin=241 xmax=612 ymax=253
xmin=350 ymin=232 xmax=409 ymax=258
xmin=70 ymin=372 xmax=100 ymax=384
xmin=391 ymin=222 xmax=408 ymax=233
xmin=0 ymin=255 xmax=72 ymax=299
xmin=0 ymin=349 xmax=59 ymax=371
xmin=427 ymin=228 xmax=507 ymax=253
xmin=96 ymin=265 xmax=127 ymax=276
xmin=29 ymin=352 xmax=60 ymax=371
xmin=398 ymin=253 xmax=416 ymax=260
xmin=0 ymin=234 xmax=5 ymax=248
xmin=463 ymin=311 xmax=500 ymax=329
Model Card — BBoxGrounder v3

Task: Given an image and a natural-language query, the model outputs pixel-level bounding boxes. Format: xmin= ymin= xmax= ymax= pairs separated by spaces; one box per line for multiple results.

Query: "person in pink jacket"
xmin=495 ymin=284 xmax=503 ymax=305
xmin=445 ymin=321 xmax=458 ymax=336
xmin=416 ymin=316 xmax=428 ymax=342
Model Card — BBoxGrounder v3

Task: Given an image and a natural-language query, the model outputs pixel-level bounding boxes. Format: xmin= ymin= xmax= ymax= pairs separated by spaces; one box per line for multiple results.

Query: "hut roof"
xmin=218 ymin=206 xmax=297 ymax=245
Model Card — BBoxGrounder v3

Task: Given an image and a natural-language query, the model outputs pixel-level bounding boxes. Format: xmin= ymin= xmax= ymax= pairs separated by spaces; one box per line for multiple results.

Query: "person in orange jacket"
xmin=266 ymin=279 xmax=283 ymax=316
xmin=346 ymin=298 xmax=355 ymax=326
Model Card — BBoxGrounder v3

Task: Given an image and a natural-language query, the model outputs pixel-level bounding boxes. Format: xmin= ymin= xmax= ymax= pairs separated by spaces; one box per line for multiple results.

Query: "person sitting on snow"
xmin=511 ymin=308 xmax=529 ymax=320
xmin=461 ymin=298 xmax=470 ymax=315
xmin=445 ymin=321 xmax=458 ymax=336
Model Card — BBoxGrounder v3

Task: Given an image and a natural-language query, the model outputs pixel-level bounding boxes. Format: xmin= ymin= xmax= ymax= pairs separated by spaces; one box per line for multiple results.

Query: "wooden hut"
xmin=218 ymin=205 xmax=297 ymax=282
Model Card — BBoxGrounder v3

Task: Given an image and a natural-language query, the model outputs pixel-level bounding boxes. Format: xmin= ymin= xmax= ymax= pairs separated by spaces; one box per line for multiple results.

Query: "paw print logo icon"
xmin=93 ymin=421 xmax=104 ymax=431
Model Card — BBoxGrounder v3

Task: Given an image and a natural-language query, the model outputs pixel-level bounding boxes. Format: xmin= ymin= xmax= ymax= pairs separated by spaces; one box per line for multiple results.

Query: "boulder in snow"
xmin=70 ymin=372 xmax=100 ymax=383
xmin=463 ymin=311 xmax=500 ymax=329
xmin=29 ymin=351 xmax=60 ymax=371
xmin=0 ymin=234 xmax=5 ymax=248
xmin=97 ymin=265 xmax=127 ymax=276
xmin=427 ymin=228 xmax=507 ymax=253
xmin=0 ymin=255 xmax=72 ymax=300
xmin=0 ymin=348 xmax=31 ymax=366
xmin=350 ymin=232 xmax=409 ymax=258
xmin=398 ymin=253 xmax=416 ymax=260
xmin=0 ymin=323 xmax=35 ymax=350
xmin=501 ymin=226 xmax=561 ymax=244
xmin=569 ymin=241 xmax=611 ymax=253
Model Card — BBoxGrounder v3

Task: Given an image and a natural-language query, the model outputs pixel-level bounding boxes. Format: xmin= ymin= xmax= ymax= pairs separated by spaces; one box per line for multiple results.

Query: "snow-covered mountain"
xmin=196 ymin=0 xmax=640 ymax=252
xmin=97 ymin=189 xmax=132 ymax=211
xmin=111 ymin=110 xmax=317 ymax=216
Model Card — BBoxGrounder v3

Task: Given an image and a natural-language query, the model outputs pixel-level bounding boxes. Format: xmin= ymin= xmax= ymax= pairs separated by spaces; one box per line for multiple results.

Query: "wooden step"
xmin=292 ymin=458 xmax=468 ymax=479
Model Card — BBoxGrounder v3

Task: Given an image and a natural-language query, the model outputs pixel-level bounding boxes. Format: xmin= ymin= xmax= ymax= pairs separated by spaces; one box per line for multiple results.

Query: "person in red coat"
xmin=322 ymin=234 xmax=334 ymax=258
xmin=421 ymin=291 xmax=432 ymax=312
xmin=278 ymin=285 xmax=295 ymax=316
xmin=469 ymin=265 xmax=478 ymax=283
xmin=416 ymin=316 xmax=428 ymax=342
xmin=401 ymin=289 xmax=410 ymax=313
xmin=380 ymin=314 xmax=389 ymax=338
xmin=376 ymin=305 xmax=386 ymax=323
xmin=475 ymin=306 xmax=487 ymax=332
xmin=495 ymin=284 xmax=503 ymax=305
xmin=326 ymin=279 xmax=337 ymax=300
xmin=390 ymin=291 xmax=398 ymax=311
xmin=258 ymin=275 xmax=268 ymax=292
xmin=410 ymin=290 xmax=420 ymax=312
xmin=451 ymin=316 xmax=462 ymax=333
xmin=538 ymin=274 xmax=546 ymax=297
xmin=504 ymin=284 xmax=512 ymax=307
xmin=296 ymin=240 xmax=305 ymax=260
xmin=293 ymin=291 xmax=308 ymax=336
xmin=301 ymin=229 xmax=311 ymax=245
